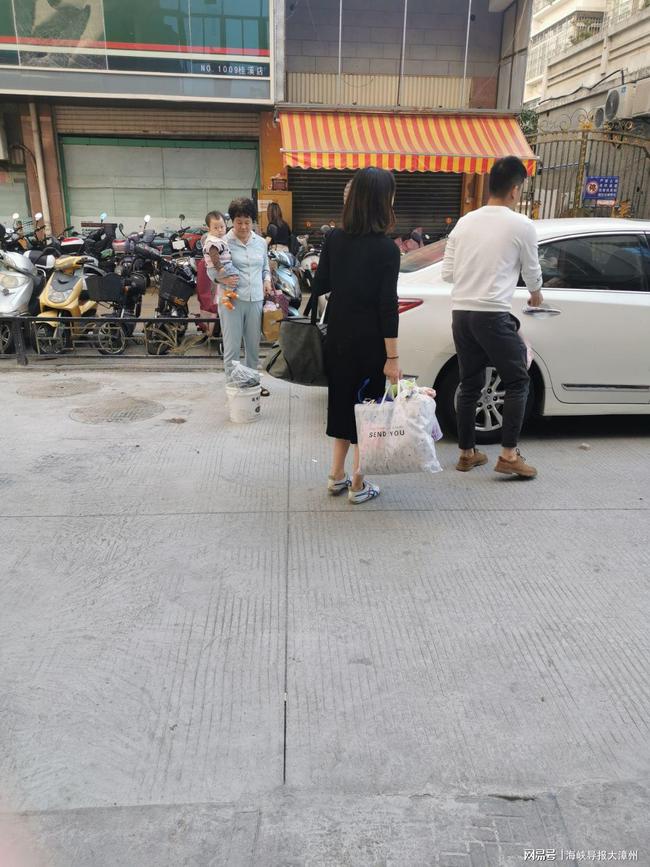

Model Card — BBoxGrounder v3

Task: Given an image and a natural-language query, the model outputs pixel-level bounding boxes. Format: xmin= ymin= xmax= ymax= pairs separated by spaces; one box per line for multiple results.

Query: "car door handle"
xmin=522 ymin=306 xmax=562 ymax=317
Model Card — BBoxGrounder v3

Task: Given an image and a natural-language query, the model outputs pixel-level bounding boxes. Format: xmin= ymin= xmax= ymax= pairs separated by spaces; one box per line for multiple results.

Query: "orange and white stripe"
xmin=279 ymin=111 xmax=537 ymax=175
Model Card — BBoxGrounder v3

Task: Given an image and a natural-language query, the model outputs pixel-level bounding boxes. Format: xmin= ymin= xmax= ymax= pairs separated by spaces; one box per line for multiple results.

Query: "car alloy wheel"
xmin=437 ymin=360 xmax=535 ymax=446
xmin=454 ymin=367 xmax=505 ymax=435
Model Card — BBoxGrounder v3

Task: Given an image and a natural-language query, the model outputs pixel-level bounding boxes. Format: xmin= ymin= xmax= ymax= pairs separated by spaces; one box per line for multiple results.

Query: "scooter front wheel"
xmin=32 ymin=321 xmax=64 ymax=355
xmin=0 ymin=322 xmax=15 ymax=355
xmin=96 ymin=319 xmax=127 ymax=355
xmin=144 ymin=322 xmax=173 ymax=355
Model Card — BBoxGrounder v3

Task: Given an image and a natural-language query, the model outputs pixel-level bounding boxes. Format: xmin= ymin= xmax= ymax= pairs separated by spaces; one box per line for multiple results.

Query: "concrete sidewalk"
xmin=0 ymin=368 xmax=648 ymax=866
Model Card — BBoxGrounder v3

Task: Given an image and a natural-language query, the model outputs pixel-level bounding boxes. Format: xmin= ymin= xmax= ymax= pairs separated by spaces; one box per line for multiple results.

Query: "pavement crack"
xmin=488 ymin=792 xmax=537 ymax=801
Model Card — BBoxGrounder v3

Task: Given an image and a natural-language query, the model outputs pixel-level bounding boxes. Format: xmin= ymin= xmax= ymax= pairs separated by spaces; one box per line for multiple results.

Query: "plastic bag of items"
xmin=355 ymin=379 xmax=443 ymax=476
xmin=229 ymin=362 xmax=261 ymax=390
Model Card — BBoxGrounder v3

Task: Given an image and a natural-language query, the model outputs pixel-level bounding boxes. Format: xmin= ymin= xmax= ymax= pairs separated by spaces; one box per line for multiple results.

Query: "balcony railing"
xmin=527 ymin=11 xmax=605 ymax=78
xmin=607 ymin=0 xmax=648 ymax=25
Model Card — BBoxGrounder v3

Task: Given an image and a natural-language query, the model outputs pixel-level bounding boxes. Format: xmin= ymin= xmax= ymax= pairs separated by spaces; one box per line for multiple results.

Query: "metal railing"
xmin=0 ymin=315 xmax=229 ymax=367
xmin=521 ymin=129 xmax=650 ymax=220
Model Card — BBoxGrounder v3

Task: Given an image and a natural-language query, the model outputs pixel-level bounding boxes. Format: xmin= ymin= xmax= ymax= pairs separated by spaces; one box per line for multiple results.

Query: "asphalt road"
xmin=1 ymin=369 xmax=648 ymax=867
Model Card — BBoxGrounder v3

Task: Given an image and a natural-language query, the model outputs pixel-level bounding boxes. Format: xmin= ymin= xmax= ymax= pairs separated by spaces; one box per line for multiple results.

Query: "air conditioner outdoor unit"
xmin=630 ymin=78 xmax=650 ymax=117
xmin=594 ymin=105 xmax=606 ymax=128
xmin=604 ymin=85 xmax=636 ymax=122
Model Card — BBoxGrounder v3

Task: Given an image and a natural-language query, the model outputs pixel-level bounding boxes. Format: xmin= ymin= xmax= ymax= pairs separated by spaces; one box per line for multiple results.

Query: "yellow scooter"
xmin=33 ymin=255 xmax=98 ymax=353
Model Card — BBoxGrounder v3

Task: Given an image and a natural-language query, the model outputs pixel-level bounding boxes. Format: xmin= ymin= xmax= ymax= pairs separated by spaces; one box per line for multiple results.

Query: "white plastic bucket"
xmin=226 ymin=384 xmax=261 ymax=423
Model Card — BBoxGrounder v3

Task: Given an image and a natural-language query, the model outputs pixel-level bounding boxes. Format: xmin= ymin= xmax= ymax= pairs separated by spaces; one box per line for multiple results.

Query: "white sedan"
xmin=397 ymin=218 xmax=650 ymax=444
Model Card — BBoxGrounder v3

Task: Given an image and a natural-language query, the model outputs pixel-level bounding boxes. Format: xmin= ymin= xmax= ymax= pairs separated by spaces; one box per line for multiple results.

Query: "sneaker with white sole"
xmin=327 ymin=475 xmax=352 ymax=495
xmin=348 ymin=481 xmax=381 ymax=504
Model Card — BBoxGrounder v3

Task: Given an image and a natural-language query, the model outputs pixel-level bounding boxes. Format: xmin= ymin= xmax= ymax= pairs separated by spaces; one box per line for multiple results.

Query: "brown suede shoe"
xmin=456 ymin=449 xmax=488 ymax=472
xmin=494 ymin=449 xmax=537 ymax=478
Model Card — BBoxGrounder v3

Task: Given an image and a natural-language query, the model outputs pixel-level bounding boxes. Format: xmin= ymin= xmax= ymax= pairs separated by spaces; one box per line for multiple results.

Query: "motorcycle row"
xmin=0 ymin=212 xmax=328 ymax=358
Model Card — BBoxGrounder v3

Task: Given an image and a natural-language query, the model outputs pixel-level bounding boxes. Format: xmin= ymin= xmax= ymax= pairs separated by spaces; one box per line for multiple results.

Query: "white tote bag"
xmin=355 ymin=383 xmax=443 ymax=476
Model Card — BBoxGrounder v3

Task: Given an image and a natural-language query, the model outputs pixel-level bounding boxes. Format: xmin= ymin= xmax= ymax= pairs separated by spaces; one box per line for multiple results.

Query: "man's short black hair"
xmin=489 ymin=156 xmax=528 ymax=198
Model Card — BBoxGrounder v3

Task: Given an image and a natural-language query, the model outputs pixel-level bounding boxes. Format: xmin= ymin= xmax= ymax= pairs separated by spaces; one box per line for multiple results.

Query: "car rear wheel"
xmin=436 ymin=359 xmax=535 ymax=446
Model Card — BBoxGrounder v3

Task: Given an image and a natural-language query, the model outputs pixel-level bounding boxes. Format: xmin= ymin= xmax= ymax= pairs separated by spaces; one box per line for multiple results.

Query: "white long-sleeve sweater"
xmin=441 ymin=205 xmax=543 ymax=312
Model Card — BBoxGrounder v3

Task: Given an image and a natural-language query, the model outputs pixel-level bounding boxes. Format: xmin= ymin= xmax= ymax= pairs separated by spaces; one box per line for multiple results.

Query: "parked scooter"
xmin=24 ymin=212 xmax=61 ymax=286
xmin=118 ymin=215 xmax=158 ymax=286
xmin=269 ymin=249 xmax=302 ymax=310
xmin=83 ymin=213 xmax=117 ymax=266
xmin=299 ymin=225 xmax=332 ymax=318
xmin=296 ymin=224 xmax=331 ymax=292
xmin=0 ymin=229 xmax=43 ymax=354
xmin=153 ymin=214 xmax=195 ymax=258
xmin=84 ymin=261 xmax=147 ymax=355
xmin=32 ymin=255 xmax=98 ymax=354
xmin=2 ymin=214 xmax=30 ymax=253
xmin=135 ymin=243 xmax=197 ymax=355
xmin=394 ymin=227 xmax=431 ymax=255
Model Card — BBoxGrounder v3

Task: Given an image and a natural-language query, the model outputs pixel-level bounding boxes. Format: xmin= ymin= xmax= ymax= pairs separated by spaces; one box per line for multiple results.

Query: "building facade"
xmin=0 ymin=0 xmax=276 ymax=234
xmin=0 ymin=0 xmax=535 ymax=238
xmin=525 ymin=0 xmax=650 ymax=131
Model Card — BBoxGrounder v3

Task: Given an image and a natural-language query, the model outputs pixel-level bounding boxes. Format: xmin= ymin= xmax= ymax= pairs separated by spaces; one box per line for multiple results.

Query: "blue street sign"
xmin=584 ymin=176 xmax=619 ymax=203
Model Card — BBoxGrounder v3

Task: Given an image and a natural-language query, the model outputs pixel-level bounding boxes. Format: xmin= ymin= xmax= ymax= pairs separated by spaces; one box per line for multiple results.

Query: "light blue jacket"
xmin=225 ymin=230 xmax=271 ymax=303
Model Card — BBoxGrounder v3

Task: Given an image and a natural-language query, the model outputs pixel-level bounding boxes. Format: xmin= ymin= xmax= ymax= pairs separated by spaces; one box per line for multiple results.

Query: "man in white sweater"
xmin=442 ymin=156 xmax=543 ymax=478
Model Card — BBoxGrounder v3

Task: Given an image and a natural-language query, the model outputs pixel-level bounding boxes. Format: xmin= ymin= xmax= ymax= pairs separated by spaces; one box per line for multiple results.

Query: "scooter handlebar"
xmin=134 ymin=242 xmax=163 ymax=261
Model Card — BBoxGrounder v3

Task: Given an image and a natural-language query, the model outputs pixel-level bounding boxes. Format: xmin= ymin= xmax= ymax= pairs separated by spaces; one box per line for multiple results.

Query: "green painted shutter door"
xmin=62 ymin=141 xmax=257 ymax=232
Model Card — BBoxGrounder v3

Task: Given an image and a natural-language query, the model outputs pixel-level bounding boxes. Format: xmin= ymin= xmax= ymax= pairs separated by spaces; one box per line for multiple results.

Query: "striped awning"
xmin=279 ymin=111 xmax=536 ymax=175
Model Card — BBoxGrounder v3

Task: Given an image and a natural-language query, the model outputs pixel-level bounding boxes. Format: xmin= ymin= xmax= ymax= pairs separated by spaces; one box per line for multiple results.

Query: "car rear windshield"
xmin=399 ymin=238 xmax=448 ymax=273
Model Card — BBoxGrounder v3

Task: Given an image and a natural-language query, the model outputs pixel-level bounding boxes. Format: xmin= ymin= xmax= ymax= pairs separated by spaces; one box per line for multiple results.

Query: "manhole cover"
xmin=70 ymin=397 xmax=164 ymax=424
xmin=17 ymin=378 xmax=101 ymax=398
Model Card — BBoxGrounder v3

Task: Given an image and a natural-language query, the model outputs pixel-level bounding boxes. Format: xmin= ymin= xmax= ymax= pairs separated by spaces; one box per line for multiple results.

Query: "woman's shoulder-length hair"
xmin=342 ymin=167 xmax=396 ymax=236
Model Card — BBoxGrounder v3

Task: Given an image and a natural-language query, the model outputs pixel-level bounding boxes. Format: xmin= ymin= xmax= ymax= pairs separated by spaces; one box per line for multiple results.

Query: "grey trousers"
xmin=221 ymin=299 xmax=264 ymax=380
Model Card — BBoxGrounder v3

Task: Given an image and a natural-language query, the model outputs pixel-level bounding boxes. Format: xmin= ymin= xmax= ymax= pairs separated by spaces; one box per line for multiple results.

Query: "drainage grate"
xmin=70 ymin=397 xmax=164 ymax=424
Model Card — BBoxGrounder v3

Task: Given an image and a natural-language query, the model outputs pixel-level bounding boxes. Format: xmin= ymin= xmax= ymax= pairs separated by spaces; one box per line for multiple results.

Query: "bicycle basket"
xmin=160 ymin=270 xmax=195 ymax=302
xmin=85 ymin=272 xmax=124 ymax=303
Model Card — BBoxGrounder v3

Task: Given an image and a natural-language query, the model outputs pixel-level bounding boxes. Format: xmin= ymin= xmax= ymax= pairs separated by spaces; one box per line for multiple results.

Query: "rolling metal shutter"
xmin=288 ymin=168 xmax=462 ymax=237
xmin=55 ymin=106 xmax=260 ymax=139
xmin=62 ymin=139 xmax=258 ymax=233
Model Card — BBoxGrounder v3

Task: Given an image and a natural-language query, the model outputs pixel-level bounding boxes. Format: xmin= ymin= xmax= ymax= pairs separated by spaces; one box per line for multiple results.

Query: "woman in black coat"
xmin=312 ymin=167 xmax=402 ymax=504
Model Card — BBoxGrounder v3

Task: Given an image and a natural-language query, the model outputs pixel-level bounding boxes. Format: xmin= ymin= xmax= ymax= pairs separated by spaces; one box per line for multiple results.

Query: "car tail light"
xmin=397 ymin=298 xmax=423 ymax=314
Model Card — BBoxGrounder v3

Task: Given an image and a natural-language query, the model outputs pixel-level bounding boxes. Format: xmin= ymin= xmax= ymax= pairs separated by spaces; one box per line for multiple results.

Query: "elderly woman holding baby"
xmin=203 ymin=197 xmax=272 ymax=389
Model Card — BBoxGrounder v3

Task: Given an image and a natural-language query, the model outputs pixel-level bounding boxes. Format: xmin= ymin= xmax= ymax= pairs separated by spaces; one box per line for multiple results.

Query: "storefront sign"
xmin=583 ymin=176 xmax=619 ymax=206
xmin=0 ymin=0 xmax=272 ymax=103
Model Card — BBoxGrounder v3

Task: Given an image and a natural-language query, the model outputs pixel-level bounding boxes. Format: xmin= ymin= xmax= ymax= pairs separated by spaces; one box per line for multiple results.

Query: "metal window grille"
xmin=528 ymin=12 xmax=605 ymax=79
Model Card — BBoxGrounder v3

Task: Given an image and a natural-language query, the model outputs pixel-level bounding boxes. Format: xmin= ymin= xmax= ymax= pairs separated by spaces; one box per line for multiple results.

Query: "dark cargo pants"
xmin=451 ymin=310 xmax=529 ymax=450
